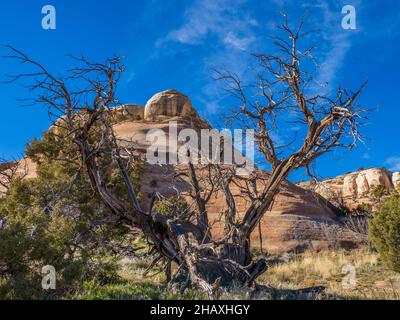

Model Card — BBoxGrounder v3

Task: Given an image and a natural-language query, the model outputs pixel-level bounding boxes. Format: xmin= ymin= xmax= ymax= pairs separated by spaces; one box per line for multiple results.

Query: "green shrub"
xmin=371 ymin=185 xmax=387 ymax=199
xmin=369 ymin=192 xmax=400 ymax=272
xmin=0 ymin=127 xmax=137 ymax=299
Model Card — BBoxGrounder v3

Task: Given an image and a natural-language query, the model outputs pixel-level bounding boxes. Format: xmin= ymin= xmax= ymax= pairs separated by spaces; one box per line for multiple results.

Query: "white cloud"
xmin=156 ymin=0 xmax=365 ymax=118
xmin=315 ymin=32 xmax=352 ymax=91
xmin=385 ymin=156 xmax=400 ymax=171
xmin=223 ymin=32 xmax=255 ymax=51
xmin=164 ymin=0 xmax=222 ymax=45
xmin=308 ymin=0 xmax=360 ymax=93
xmin=160 ymin=0 xmax=360 ymax=93
xmin=155 ymin=0 xmax=262 ymax=118
xmin=157 ymin=0 xmax=257 ymax=50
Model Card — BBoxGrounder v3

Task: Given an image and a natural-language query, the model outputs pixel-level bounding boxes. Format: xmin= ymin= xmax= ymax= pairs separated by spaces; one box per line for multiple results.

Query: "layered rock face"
xmin=299 ymin=168 xmax=400 ymax=210
xmin=0 ymin=90 xmax=367 ymax=253
xmin=137 ymin=160 xmax=361 ymax=253
xmin=115 ymin=90 xmax=365 ymax=253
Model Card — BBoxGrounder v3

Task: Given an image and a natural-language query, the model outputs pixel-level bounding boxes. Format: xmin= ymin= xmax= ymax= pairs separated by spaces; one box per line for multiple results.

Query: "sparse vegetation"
xmin=355 ymin=203 xmax=372 ymax=214
xmin=72 ymin=248 xmax=400 ymax=300
xmin=341 ymin=214 xmax=370 ymax=241
xmin=0 ymin=128 xmax=138 ymax=299
xmin=371 ymin=185 xmax=387 ymax=200
xmin=369 ymin=192 xmax=400 ymax=273
xmin=262 ymin=248 xmax=400 ymax=300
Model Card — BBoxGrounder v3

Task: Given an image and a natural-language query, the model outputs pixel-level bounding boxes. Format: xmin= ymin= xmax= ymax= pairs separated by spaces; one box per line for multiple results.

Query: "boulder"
xmin=144 ymin=90 xmax=197 ymax=121
xmin=343 ymin=168 xmax=392 ymax=200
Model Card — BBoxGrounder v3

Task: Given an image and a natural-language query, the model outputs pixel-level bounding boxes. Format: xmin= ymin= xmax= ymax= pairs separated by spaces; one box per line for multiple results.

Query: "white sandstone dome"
xmin=144 ymin=89 xmax=197 ymax=121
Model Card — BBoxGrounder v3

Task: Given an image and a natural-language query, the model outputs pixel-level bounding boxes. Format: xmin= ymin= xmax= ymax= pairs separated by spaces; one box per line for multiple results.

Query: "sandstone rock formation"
xmin=112 ymin=104 xmax=144 ymax=121
xmin=299 ymin=167 xmax=400 ymax=211
xmin=139 ymin=162 xmax=364 ymax=253
xmin=144 ymin=89 xmax=197 ymax=121
xmin=106 ymin=90 xmax=367 ymax=253
xmin=0 ymin=158 xmax=37 ymax=196
xmin=0 ymin=90 xmax=367 ymax=253
xmin=392 ymin=172 xmax=400 ymax=188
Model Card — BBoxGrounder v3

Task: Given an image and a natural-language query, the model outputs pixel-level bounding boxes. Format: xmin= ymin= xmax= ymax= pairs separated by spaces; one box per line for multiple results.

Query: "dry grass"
xmin=259 ymin=247 xmax=400 ymax=300
xmin=76 ymin=247 xmax=400 ymax=300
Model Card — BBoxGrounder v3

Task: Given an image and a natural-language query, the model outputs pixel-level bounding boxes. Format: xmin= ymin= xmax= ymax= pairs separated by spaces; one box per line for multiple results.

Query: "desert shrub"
xmin=0 ymin=179 xmax=122 ymax=299
xmin=0 ymin=129 xmax=138 ymax=299
xmin=371 ymin=185 xmax=387 ymax=199
xmin=355 ymin=202 xmax=372 ymax=214
xmin=369 ymin=192 xmax=400 ymax=272
xmin=342 ymin=214 xmax=370 ymax=237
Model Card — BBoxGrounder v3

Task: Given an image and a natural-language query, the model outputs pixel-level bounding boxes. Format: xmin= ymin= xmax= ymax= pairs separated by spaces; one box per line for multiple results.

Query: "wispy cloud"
xmin=315 ymin=32 xmax=352 ymax=91
xmin=156 ymin=0 xmax=257 ymax=51
xmin=155 ymin=0 xmax=365 ymax=117
xmin=160 ymin=0 xmax=223 ymax=45
xmin=155 ymin=0 xmax=262 ymax=117
xmin=306 ymin=0 xmax=360 ymax=93
xmin=223 ymin=32 xmax=256 ymax=51
xmin=385 ymin=156 xmax=400 ymax=171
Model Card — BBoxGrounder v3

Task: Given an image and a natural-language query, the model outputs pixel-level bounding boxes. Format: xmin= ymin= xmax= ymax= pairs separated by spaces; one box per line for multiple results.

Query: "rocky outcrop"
xmin=392 ymin=172 xmax=400 ymax=188
xmin=0 ymin=90 xmax=367 ymax=253
xmin=112 ymin=104 xmax=144 ymax=121
xmin=0 ymin=158 xmax=37 ymax=196
xmin=299 ymin=168 xmax=400 ymax=211
xmin=144 ymin=90 xmax=197 ymax=121
xmin=344 ymin=168 xmax=393 ymax=198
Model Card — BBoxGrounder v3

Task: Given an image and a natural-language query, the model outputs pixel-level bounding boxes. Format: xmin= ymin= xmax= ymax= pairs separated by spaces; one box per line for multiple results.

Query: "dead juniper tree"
xmin=1 ymin=19 xmax=366 ymax=299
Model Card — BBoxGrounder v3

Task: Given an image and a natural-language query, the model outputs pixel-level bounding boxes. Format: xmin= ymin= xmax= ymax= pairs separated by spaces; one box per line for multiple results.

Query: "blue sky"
xmin=0 ymin=0 xmax=399 ymax=182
